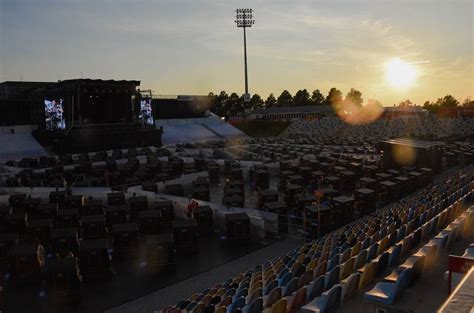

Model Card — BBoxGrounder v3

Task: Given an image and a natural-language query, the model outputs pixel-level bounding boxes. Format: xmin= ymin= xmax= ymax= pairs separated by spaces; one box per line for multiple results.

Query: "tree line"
xmin=208 ymin=87 xmax=363 ymax=118
xmin=207 ymin=87 xmax=473 ymax=118
xmin=421 ymin=95 xmax=473 ymax=114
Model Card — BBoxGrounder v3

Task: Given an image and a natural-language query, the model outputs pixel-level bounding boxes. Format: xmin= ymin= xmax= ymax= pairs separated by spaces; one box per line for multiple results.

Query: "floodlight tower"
xmin=235 ymin=8 xmax=254 ymax=102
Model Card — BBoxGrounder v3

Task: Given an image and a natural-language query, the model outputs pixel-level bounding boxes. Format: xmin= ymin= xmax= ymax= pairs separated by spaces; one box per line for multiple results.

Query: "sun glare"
xmin=385 ymin=58 xmax=418 ymax=88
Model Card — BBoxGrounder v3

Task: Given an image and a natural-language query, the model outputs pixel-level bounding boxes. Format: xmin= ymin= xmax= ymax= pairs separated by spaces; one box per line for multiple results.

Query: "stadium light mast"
xmin=235 ymin=8 xmax=254 ymax=103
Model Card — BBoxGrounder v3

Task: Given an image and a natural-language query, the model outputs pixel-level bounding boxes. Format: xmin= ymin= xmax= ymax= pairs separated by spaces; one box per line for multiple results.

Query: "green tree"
xmin=310 ymin=89 xmax=325 ymax=105
xmin=422 ymin=100 xmax=437 ymax=114
xmin=250 ymin=94 xmax=264 ymax=110
xmin=227 ymin=92 xmax=244 ymax=116
xmin=324 ymin=87 xmax=343 ymax=106
xmin=345 ymin=88 xmax=363 ymax=106
xmin=293 ymin=89 xmax=311 ymax=106
xmin=265 ymin=93 xmax=277 ymax=108
xmin=277 ymin=90 xmax=293 ymax=107
xmin=435 ymin=94 xmax=459 ymax=108
xmin=211 ymin=91 xmax=228 ymax=117
xmin=462 ymin=97 xmax=474 ymax=108
xmin=399 ymin=99 xmax=413 ymax=106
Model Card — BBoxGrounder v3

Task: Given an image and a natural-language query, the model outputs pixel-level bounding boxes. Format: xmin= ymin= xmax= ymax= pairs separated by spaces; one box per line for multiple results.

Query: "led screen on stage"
xmin=139 ymin=98 xmax=153 ymax=126
xmin=44 ymin=98 xmax=66 ymax=130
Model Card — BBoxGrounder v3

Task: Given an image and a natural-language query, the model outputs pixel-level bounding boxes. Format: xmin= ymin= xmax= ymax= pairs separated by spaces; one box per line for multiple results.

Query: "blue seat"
xmin=186 ymin=302 xmax=198 ymax=311
xmin=366 ymin=243 xmax=378 ymax=262
xmin=237 ymin=282 xmax=249 ymax=293
xmin=263 ymin=279 xmax=278 ymax=296
xmin=386 ymin=255 xmax=425 ymax=285
xmin=277 ymin=267 xmax=289 ymax=280
xmin=375 ymin=252 xmax=389 ymax=277
xmin=327 ymin=255 xmax=339 ymax=272
xmin=362 ymin=238 xmax=371 ymax=250
xmin=419 ymin=212 xmax=427 ymax=225
xmin=283 ymin=277 xmax=298 ymax=296
xmin=195 ymin=294 xmax=205 ymax=302
xmin=412 ymin=228 xmax=422 ymax=247
xmin=341 ymin=272 xmax=360 ymax=301
xmin=432 ymin=232 xmax=449 ymax=251
xmin=210 ymin=296 xmax=221 ymax=305
xmin=233 ymin=288 xmax=248 ymax=301
xmin=294 ymin=264 xmax=306 ymax=278
xmin=396 ymin=225 xmax=406 ymax=242
xmin=329 ymin=247 xmax=339 ymax=259
xmin=203 ymin=305 xmax=215 ymax=313
xmin=379 ymin=227 xmax=387 ymax=238
xmin=177 ymin=299 xmax=190 ymax=309
xmin=364 ymin=268 xmax=411 ymax=305
xmin=429 ymin=217 xmax=439 ymax=236
xmin=227 ymin=296 xmax=246 ymax=313
xmin=278 ymin=271 xmax=293 ymax=286
xmin=388 ymin=244 xmax=402 ymax=267
xmin=324 ymin=265 xmax=340 ymax=291
xmin=225 ymin=288 xmax=236 ymax=298
xmin=340 ymin=242 xmax=350 ymax=253
xmin=300 ymin=284 xmax=342 ymax=313
xmin=306 ymin=275 xmax=325 ymax=301
xmin=242 ymin=297 xmax=262 ymax=313
xmin=388 ymin=231 xmax=398 ymax=247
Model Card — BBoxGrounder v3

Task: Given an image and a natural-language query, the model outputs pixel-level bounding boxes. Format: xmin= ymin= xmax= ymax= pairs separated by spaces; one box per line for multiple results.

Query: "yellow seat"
xmin=339 ymin=249 xmax=350 ymax=264
xmin=377 ymin=236 xmax=389 ymax=256
xmin=215 ymin=306 xmax=226 ymax=313
xmin=264 ymin=275 xmax=276 ymax=287
xmin=297 ymin=270 xmax=313 ymax=288
xmin=370 ymin=232 xmax=380 ymax=245
xmin=215 ymin=288 xmax=226 ymax=297
xmin=191 ymin=303 xmax=204 ymax=313
xmin=201 ymin=295 xmax=212 ymax=307
xmin=249 ymin=280 xmax=262 ymax=295
xmin=251 ymin=274 xmax=262 ymax=285
xmin=340 ymin=257 xmax=355 ymax=280
xmin=246 ymin=287 xmax=262 ymax=304
xmin=290 ymin=262 xmax=302 ymax=273
xmin=357 ymin=260 xmax=377 ymax=290
xmin=263 ymin=268 xmax=274 ymax=279
xmin=406 ymin=220 xmax=415 ymax=234
xmin=296 ymin=254 xmax=305 ymax=264
xmin=314 ymin=261 xmax=327 ymax=278
xmin=306 ymin=258 xmax=318 ymax=271
xmin=263 ymin=298 xmax=287 ymax=313
xmin=287 ymin=287 xmax=307 ymax=313
xmin=350 ymin=242 xmax=361 ymax=258
xmin=273 ymin=263 xmax=284 ymax=274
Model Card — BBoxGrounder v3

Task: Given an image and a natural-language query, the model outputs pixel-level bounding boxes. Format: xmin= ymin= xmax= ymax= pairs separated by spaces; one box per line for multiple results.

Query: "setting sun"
xmin=385 ymin=58 xmax=418 ymax=89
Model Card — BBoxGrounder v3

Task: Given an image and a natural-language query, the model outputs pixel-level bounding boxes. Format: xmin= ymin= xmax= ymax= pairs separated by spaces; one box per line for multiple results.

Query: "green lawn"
xmin=233 ymin=120 xmax=292 ymax=137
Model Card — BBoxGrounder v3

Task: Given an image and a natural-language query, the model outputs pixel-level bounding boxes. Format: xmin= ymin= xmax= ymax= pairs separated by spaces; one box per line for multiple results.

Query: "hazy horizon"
xmin=1 ymin=0 xmax=472 ymax=105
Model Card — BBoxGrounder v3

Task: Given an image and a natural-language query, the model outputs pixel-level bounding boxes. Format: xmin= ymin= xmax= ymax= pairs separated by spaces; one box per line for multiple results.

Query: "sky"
xmin=0 ymin=0 xmax=473 ymax=105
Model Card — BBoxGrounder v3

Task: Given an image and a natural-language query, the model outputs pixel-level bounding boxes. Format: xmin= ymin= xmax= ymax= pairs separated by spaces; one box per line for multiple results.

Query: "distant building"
xmin=230 ymin=105 xmax=335 ymax=121
xmin=382 ymin=105 xmax=426 ymax=119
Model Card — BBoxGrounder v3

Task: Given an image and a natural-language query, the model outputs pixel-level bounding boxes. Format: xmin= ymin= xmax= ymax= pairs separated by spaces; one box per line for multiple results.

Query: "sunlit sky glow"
xmin=0 ymin=0 xmax=472 ymax=105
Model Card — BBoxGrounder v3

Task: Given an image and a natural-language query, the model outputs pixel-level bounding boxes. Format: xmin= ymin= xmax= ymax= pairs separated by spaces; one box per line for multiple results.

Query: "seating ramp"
xmin=0 ymin=133 xmax=49 ymax=163
xmin=161 ymin=124 xmax=221 ymax=145
xmin=205 ymin=123 xmax=246 ymax=138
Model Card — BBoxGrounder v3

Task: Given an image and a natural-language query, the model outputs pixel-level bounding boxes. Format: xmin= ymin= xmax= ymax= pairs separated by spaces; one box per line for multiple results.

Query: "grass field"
xmin=232 ymin=120 xmax=292 ymax=137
